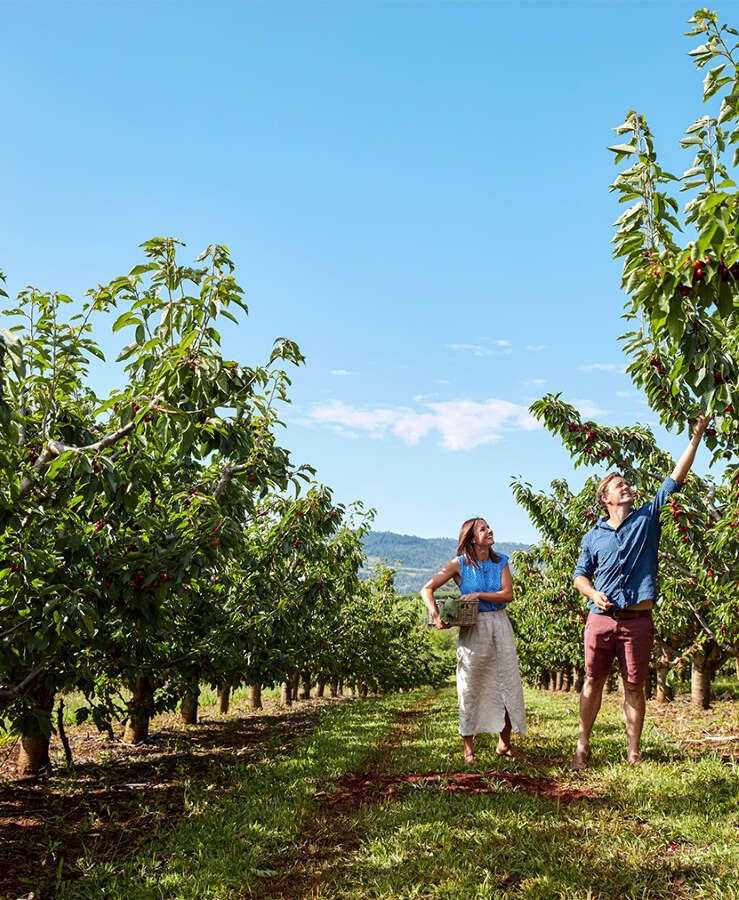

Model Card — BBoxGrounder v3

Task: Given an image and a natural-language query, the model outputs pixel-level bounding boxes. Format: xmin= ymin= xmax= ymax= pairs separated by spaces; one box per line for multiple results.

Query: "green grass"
xmin=53 ymin=684 xmax=739 ymax=899
xmin=58 ymin=690 xmax=425 ymax=899
xmin=322 ymin=689 xmax=739 ymax=900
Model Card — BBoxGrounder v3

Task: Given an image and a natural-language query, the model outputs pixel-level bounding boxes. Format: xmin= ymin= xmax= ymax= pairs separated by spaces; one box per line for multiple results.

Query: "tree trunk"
xmin=315 ymin=680 xmax=325 ymax=698
xmin=547 ymin=671 xmax=556 ymax=691
xmin=554 ymin=670 xmax=563 ymax=691
xmin=123 ymin=676 xmax=153 ymax=744
xmin=656 ymin=665 xmax=673 ymax=704
xmin=643 ymin=667 xmax=653 ymax=700
xmin=299 ymin=669 xmax=311 ymax=700
xmin=573 ymin=667 xmax=584 ymax=693
xmin=248 ymin=683 xmax=262 ymax=711
xmin=217 ymin=682 xmax=231 ymax=714
xmin=329 ymin=679 xmax=339 ymax=697
xmin=691 ymin=656 xmax=715 ymax=709
xmin=346 ymin=682 xmax=354 ymax=697
xmin=338 ymin=678 xmax=343 ymax=695
xmin=281 ymin=681 xmax=292 ymax=706
xmin=16 ymin=688 xmax=54 ymax=777
xmin=563 ymin=669 xmax=572 ymax=692
xmin=359 ymin=683 xmax=368 ymax=697
xmin=180 ymin=682 xmax=199 ymax=725
xmin=291 ymin=671 xmax=300 ymax=699
xmin=57 ymin=699 xmax=73 ymax=767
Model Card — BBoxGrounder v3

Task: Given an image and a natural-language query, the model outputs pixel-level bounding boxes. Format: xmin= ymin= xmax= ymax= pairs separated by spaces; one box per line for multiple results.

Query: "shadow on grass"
xmin=0 ymin=702 xmax=331 ymax=899
xmin=260 ymin=780 xmax=734 ymax=900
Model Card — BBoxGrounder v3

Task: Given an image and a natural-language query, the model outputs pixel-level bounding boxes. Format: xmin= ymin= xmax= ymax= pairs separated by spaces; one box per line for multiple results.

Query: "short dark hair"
xmin=596 ymin=472 xmax=623 ymax=513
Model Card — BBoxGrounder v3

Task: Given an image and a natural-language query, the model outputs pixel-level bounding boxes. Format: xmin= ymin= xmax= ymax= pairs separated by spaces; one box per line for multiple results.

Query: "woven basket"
xmin=427 ymin=597 xmax=478 ymax=627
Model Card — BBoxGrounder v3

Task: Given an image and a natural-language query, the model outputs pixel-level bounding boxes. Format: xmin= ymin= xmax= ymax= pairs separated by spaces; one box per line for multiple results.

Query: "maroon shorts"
xmin=584 ymin=612 xmax=654 ymax=684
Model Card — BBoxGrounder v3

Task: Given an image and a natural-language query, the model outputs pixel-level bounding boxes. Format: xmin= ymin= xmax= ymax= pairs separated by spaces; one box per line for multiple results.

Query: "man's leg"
xmin=571 ymin=674 xmax=608 ymax=769
xmin=616 ymin=616 xmax=653 ymax=764
xmin=573 ymin=612 xmax=616 ymax=769
xmin=623 ymin=680 xmax=646 ymax=763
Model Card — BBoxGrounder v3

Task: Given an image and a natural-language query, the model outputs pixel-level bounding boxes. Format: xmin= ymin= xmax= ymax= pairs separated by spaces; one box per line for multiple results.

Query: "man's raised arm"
xmin=671 ymin=416 xmax=710 ymax=483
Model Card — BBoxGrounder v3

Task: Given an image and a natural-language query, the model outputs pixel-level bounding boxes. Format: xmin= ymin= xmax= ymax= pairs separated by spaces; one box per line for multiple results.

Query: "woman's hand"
xmin=459 ymin=593 xmax=480 ymax=602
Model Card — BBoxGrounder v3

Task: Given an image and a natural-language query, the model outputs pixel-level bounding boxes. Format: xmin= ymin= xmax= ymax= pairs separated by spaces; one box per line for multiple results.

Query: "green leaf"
xmin=607 ymin=143 xmax=637 ymax=154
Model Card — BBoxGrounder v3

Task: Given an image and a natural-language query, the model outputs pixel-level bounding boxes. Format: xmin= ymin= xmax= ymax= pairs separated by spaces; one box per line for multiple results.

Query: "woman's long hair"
xmin=457 ymin=517 xmax=502 ymax=568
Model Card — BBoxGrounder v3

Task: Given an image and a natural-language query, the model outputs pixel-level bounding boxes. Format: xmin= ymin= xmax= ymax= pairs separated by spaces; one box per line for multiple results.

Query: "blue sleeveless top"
xmin=457 ymin=553 xmax=509 ymax=612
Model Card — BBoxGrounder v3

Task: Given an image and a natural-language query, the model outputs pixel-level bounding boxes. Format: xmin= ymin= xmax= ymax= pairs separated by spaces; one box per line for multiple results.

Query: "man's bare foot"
xmin=626 ymin=751 xmax=642 ymax=765
xmin=570 ymin=746 xmax=590 ymax=771
xmin=464 ymin=751 xmax=475 ymax=764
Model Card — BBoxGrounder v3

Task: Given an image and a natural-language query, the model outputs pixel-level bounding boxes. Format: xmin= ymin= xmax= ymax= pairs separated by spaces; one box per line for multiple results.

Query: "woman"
xmin=421 ymin=517 xmax=526 ymax=764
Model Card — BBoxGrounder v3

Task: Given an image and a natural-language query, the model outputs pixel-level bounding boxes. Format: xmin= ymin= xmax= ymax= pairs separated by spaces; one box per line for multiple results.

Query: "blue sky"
xmin=1 ymin=0 xmax=722 ymax=542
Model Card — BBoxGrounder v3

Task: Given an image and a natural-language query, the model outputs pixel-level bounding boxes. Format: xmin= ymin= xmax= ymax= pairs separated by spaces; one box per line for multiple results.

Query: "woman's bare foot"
xmin=570 ymin=745 xmax=590 ymax=771
xmin=463 ymin=736 xmax=474 ymax=764
xmin=626 ymin=750 xmax=642 ymax=765
xmin=495 ymin=744 xmax=519 ymax=759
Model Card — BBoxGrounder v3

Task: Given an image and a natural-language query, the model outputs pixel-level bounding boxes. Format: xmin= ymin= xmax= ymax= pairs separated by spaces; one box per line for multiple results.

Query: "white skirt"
xmin=456 ymin=610 xmax=527 ymax=736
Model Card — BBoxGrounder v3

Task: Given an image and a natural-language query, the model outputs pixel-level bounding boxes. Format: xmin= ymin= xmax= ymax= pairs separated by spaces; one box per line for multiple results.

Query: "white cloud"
xmin=571 ymin=398 xmax=609 ymax=418
xmin=448 ymin=343 xmax=494 ymax=357
xmin=448 ymin=341 xmax=511 ymax=357
xmin=304 ymin=397 xmax=541 ymax=451
xmin=578 ymin=363 xmax=627 ymax=373
xmin=615 ymin=390 xmax=637 ymax=398
xmin=330 ymin=369 xmax=350 ymax=376
xmin=525 ymin=344 xmax=547 ymax=352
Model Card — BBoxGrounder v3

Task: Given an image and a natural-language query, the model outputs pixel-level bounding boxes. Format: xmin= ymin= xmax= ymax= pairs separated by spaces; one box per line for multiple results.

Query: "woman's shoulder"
xmin=495 ymin=551 xmax=509 ymax=567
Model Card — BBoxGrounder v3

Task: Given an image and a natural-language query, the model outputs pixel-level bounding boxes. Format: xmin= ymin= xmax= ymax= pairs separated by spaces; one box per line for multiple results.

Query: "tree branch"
xmin=706 ymin=481 xmax=721 ymax=522
xmin=659 ymin=551 xmax=736 ymax=656
xmin=17 ymin=420 xmax=137 ymax=502
xmin=0 ymin=663 xmax=49 ymax=702
xmin=0 ymin=620 xmax=31 ymax=640
xmin=213 ymin=463 xmax=249 ymax=502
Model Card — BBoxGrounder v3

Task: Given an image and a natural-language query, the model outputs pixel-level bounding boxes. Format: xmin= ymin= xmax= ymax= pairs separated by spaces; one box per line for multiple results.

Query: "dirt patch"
xmin=312 ymin=769 xmax=598 ymax=813
xmin=0 ymin=698 xmax=331 ymax=900
xmin=647 ymin=695 xmax=739 ymax=762
xmin=395 ymin=709 xmax=431 ymax=721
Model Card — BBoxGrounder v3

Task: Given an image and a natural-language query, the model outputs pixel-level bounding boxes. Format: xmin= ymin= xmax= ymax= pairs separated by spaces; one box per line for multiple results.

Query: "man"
xmin=571 ymin=416 xmax=709 ymax=769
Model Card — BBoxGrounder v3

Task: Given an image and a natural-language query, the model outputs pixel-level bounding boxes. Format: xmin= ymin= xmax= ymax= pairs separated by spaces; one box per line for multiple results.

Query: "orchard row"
xmin=0 ymin=239 xmax=451 ymax=777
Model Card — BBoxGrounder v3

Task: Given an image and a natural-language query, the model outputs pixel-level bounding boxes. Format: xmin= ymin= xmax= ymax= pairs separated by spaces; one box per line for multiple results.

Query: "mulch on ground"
xmin=647 ymin=694 xmax=739 ymax=762
xmin=0 ymin=697 xmax=331 ymax=900
xmin=312 ymin=769 xmax=598 ymax=813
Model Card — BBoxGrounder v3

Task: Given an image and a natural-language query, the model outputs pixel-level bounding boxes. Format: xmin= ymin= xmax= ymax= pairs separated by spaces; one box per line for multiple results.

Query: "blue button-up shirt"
xmin=574 ymin=476 xmax=682 ymax=614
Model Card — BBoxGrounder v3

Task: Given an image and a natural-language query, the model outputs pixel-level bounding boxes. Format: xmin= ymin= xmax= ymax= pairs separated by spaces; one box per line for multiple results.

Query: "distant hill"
xmin=362 ymin=530 xmax=530 ymax=594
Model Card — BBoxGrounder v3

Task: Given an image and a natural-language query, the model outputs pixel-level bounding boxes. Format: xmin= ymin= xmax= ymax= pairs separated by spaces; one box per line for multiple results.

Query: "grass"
xmin=55 ymin=690 xmax=422 ymax=899
xmin=49 ymin=683 xmax=739 ymax=900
